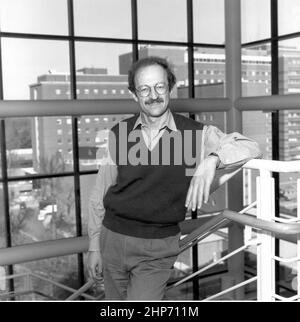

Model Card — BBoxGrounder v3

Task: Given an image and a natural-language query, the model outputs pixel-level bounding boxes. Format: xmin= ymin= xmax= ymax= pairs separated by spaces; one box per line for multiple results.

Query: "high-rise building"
xmin=30 ymin=68 xmax=132 ymax=171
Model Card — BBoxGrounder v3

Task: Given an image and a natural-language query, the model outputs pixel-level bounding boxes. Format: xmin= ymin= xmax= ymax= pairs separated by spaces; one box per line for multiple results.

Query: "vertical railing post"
xmin=256 ymin=169 xmax=275 ymax=301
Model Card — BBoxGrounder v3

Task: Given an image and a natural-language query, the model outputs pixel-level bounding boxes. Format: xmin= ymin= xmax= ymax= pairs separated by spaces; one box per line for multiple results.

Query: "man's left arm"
xmin=185 ymin=125 xmax=262 ymax=211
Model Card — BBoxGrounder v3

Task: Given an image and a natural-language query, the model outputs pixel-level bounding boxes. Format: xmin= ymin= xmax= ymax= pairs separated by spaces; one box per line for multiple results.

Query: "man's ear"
xmin=129 ymin=90 xmax=138 ymax=102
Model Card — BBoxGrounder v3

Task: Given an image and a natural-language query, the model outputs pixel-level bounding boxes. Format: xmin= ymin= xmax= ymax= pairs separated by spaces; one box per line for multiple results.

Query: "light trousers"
xmin=100 ymin=225 xmax=180 ymax=300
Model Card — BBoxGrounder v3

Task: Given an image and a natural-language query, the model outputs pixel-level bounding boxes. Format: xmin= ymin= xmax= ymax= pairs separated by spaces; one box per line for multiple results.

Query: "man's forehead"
xmin=135 ymin=64 xmax=167 ymax=84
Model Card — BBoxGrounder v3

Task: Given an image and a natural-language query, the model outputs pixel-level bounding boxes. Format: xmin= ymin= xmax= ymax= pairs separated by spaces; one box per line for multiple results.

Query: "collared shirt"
xmin=133 ymin=109 xmax=177 ymax=151
xmin=88 ymin=111 xmax=262 ymax=251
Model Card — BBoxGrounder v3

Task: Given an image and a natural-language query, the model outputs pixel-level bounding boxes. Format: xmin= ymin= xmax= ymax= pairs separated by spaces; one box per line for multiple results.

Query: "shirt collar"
xmin=133 ymin=109 xmax=177 ymax=132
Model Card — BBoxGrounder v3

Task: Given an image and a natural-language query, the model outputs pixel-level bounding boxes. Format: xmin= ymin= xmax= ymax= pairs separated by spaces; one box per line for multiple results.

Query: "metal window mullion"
xmin=131 ymin=0 xmax=138 ymax=62
xmin=4 ymin=171 xmax=75 ymax=183
xmin=225 ymin=0 xmax=245 ymax=300
xmin=0 ymin=120 xmax=14 ymax=295
xmin=186 ymin=0 xmax=200 ymax=301
xmin=0 ymin=25 xmax=14 ymax=295
xmin=0 ymin=31 xmax=226 ymax=49
xmin=68 ymin=0 xmax=84 ymax=290
xmin=242 ymin=38 xmax=272 ymax=48
xmin=270 ymin=0 xmax=280 ymax=296
xmin=187 ymin=0 xmax=195 ymax=99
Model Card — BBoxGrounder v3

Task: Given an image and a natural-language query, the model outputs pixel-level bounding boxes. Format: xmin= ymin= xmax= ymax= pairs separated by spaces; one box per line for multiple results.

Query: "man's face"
xmin=132 ymin=64 xmax=171 ymax=118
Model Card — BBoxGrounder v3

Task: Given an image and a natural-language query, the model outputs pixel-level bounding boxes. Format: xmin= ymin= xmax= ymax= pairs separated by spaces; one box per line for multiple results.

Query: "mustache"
xmin=145 ymin=98 xmax=164 ymax=105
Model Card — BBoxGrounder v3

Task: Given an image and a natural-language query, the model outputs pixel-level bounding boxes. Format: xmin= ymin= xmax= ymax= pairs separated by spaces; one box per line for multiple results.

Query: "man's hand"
xmin=87 ymin=251 xmax=103 ymax=281
xmin=185 ymin=155 xmax=219 ymax=211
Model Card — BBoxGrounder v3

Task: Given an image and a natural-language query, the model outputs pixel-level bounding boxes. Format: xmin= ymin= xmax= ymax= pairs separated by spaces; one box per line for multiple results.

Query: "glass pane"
xmin=193 ymin=0 xmax=224 ymax=44
xmin=78 ymin=114 xmax=133 ymax=172
xmin=6 ymin=117 xmax=74 ymax=177
xmin=241 ymin=0 xmax=270 ymax=44
xmin=75 ymin=42 xmax=132 ymax=100
xmin=277 ymin=241 xmax=298 ymax=298
xmin=278 ymin=110 xmax=300 ymax=161
xmin=193 ymin=47 xmax=226 ymax=98
xmin=166 ymin=232 xmax=228 ymax=300
xmin=80 ymin=174 xmax=95 ymax=235
xmin=74 ymin=0 xmax=131 ymax=39
xmin=0 ymin=0 xmax=68 ymax=35
xmin=241 ymin=44 xmax=271 ymax=97
xmin=9 ymin=177 xmax=75 ymax=246
xmin=242 ymin=111 xmax=272 ymax=207
xmin=0 ymin=184 xmax=6 ymax=248
xmin=280 ymin=171 xmax=299 ymax=218
xmin=279 ymin=38 xmax=300 ymax=95
xmin=12 ymin=255 xmax=78 ymax=300
xmin=138 ymin=45 xmax=188 ymax=100
xmin=137 ymin=0 xmax=187 ymax=42
xmin=279 ymin=0 xmax=300 ymax=36
xmin=1 ymin=38 xmax=70 ymax=100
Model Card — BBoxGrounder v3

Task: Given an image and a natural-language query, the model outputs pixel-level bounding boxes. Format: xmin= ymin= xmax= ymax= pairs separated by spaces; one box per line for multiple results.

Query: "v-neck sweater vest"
xmin=103 ymin=112 xmax=204 ymax=238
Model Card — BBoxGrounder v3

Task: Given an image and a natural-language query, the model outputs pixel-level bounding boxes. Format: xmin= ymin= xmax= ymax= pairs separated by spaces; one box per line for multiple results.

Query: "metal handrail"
xmin=236 ymin=93 xmax=300 ymax=111
xmin=0 ymin=214 xmax=230 ymax=266
xmin=1 ymin=208 xmax=299 ymax=267
xmin=223 ymin=210 xmax=300 ymax=236
xmin=244 ymin=159 xmax=300 ymax=172
xmin=0 ymin=98 xmax=231 ymax=118
xmin=179 ymin=213 xmax=230 ymax=252
xmin=0 ymin=236 xmax=88 ymax=266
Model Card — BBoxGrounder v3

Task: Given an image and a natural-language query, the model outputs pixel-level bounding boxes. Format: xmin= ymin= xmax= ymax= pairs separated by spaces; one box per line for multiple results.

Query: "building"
xmin=30 ymin=68 xmax=132 ymax=171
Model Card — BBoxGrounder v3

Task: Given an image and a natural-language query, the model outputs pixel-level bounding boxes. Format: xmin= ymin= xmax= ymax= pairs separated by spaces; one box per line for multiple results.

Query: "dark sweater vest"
xmin=103 ymin=112 xmax=204 ymax=238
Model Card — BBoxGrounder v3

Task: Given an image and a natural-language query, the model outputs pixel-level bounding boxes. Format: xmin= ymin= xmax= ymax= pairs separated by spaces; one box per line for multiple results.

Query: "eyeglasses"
xmin=135 ymin=82 xmax=168 ymax=97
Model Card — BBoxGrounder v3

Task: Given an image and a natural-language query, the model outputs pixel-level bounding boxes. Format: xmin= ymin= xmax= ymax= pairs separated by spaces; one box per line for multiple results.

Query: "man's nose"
xmin=149 ymin=86 xmax=158 ymax=99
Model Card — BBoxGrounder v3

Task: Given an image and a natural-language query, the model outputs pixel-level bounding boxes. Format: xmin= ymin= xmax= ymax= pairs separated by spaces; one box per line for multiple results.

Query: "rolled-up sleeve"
xmin=88 ymin=162 xmax=118 ymax=252
xmin=203 ymin=125 xmax=263 ymax=169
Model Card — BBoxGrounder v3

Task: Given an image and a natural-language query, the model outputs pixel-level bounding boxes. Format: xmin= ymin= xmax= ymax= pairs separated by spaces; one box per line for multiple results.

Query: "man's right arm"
xmin=87 ymin=161 xmax=118 ymax=279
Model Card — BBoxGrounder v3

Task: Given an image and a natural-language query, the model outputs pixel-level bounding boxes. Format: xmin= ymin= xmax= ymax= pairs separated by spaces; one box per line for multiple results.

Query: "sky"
xmin=1 ymin=0 xmax=300 ymax=99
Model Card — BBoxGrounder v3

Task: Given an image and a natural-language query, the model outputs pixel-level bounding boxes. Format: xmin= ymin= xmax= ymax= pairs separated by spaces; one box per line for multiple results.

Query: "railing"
xmin=168 ymin=159 xmax=300 ymax=301
xmin=243 ymin=159 xmax=300 ymax=301
xmin=0 ymin=159 xmax=300 ymax=301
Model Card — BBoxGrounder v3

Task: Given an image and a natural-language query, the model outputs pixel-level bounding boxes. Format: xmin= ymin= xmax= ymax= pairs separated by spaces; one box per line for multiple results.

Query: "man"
xmin=87 ymin=56 xmax=262 ymax=300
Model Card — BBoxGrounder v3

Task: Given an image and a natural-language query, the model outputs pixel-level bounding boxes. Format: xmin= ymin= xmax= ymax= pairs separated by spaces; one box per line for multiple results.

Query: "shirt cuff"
xmin=88 ymin=233 xmax=101 ymax=252
xmin=208 ymin=152 xmax=221 ymax=168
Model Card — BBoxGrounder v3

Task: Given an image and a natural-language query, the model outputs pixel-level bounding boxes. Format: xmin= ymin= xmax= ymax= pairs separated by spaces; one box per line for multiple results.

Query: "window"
xmin=1 ymin=38 xmax=70 ymax=100
xmin=74 ymin=0 xmax=131 ymax=39
xmin=75 ymin=42 xmax=132 ymax=100
xmin=278 ymin=0 xmax=300 ymax=36
xmin=0 ymin=0 xmax=68 ymax=35
xmin=242 ymin=0 xmax=270 ymax=43
xmin=138 ymin=0 xmax=187 ymax=42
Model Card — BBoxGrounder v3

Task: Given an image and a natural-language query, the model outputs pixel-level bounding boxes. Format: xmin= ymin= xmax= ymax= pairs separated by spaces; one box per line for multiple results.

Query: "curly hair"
xmin=128 ymin=56 xmax=177 ymax=94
